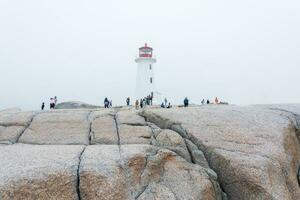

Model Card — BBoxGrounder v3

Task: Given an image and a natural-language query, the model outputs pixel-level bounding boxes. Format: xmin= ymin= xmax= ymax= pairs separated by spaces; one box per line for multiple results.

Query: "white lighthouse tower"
xmin=135 ymin=43 xmax=157 ymax=103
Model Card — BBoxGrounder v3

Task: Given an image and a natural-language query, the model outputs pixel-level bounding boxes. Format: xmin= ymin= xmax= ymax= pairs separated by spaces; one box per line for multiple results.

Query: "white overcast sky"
xmin=0 ymin=0 xmax=299 ymax=110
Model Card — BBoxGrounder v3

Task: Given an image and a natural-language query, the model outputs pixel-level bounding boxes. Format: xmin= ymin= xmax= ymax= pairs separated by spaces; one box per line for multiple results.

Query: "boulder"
xmin=0 ymin=144 xmax=84 ymax=200
xmin=55 ymin=101 xmax=101 ymax=109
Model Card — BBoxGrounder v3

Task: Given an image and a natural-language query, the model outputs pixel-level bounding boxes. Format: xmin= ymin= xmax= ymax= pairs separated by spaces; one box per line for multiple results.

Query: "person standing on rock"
xmin=41 ymin=102 xmax=45 ymax=110
xmin=109 ymin=100 xmax=112 ymax=108
xmin=184 ymin=97 xmax=189 ymax=107
xmin=135 ymin=100 xmax=139 ymax=109
xmin=126 ymin=97 xmax=130 ymax=106
xmin=50 ymin=98 xmax=55 ymax=109
xmin=54 ymin=96 xmax=57 ymax=107
xmin=201 ymin=99 xmax=205 ymax=105
xmin=140 ymin=99 xmax=143 ymax=108
xmin=143 ymin=98 xmax=147 ymax=108
xmin=167 ymin=102 xmax=172 ymax=109
xmin=150 ymin=94 xmax=153 ymax=105
xmin=104 ymin=98 xmax=109 ymax=108
xmin=215 ymin=97 xmax=219 ymax=104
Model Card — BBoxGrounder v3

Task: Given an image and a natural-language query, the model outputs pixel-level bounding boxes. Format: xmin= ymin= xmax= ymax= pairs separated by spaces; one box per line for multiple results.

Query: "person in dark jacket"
xmin=41 ymin=102 xmax=45 ymax=110
xmin=104 ymin=97 xmax=109 ymax=108
xmin=140 ymin=99 xmax=143 ymax=108
xmin=184 ymin=97 xmax=189 ymax=107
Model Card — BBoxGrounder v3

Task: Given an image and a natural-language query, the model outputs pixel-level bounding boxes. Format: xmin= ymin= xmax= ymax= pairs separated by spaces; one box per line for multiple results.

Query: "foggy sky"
xmin=1 ymin=0 xmax=299 ymax=110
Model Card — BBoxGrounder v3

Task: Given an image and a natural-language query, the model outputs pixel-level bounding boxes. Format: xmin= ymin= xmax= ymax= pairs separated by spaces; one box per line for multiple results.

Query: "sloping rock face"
xmin=0 ymin=104 xmax=300 ymax=199
xmin=141 ymin=104 xmax=300 ymax=200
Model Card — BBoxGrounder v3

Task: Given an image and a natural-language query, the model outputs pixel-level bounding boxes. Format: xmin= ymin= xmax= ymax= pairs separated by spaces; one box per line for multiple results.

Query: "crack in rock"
xmin=86 ymin=111 xmax=93 ymax=145
xmin=15 ymin=112 xmax=39 ymax=143
xmin=298 ymin=167 xmax=300 ymax=186
xmin=113 ymin=113 xmax=121 ymax=146
xmin=134 ymin=149 xmax=162 ymax=199
xmin=112 ymin=109 xmax=123 ymax=164
xmin=76 ymin=146 xmax=86 ymax=200
xmin=139 ymin=111 xmax=227 ymax=200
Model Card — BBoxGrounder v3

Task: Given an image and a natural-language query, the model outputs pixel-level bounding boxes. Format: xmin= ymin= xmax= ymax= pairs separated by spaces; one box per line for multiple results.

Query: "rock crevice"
xmin=139 ymin=111 xmax=226 ymax=200
xmin=76 ymin=146 xmax=86 ymax=200
xmin=15 ymin=112 xmax=39 ymax=143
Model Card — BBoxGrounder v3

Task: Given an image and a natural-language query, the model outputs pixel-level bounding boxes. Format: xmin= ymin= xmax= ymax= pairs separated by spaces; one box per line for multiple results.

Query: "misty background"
xmin=0 ymin=0 xmax=299 ymax=110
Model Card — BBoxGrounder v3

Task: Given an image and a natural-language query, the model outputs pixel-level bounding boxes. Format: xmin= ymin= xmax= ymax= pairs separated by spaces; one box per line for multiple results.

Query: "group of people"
xmin=104 ymin=97 xmax=113 ymax=108
xmin=41 ymin=96 xmax=223 ymax=110
xmin=201 ymin=97 xmax=220 ymax=105
xmin=41 ymin=96 xmax=57 ymax=110
xmin=161 ymin=98 xmax=172 ymax=108
xmin=134 ymin=94 xmax=153 ymax=109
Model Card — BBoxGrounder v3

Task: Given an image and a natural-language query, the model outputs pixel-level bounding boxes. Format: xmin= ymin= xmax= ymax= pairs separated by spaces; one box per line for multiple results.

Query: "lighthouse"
xmin=135 ymin=43 xmax=157 ymax=103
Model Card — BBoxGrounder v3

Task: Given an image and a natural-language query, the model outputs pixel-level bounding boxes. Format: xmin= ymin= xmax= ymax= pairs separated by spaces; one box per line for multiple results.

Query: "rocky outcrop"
xmin=141 ymin=104 xmax=300 ymax=200
xmin=1 ymin=104 xmax=300 ymax=199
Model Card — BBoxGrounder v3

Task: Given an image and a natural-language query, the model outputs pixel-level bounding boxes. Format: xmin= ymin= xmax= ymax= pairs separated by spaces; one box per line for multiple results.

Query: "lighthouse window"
xmin=149 ymin=64 xmax=152 ymax=70
xmin=150 ymin=77 xmax=153 ymax=83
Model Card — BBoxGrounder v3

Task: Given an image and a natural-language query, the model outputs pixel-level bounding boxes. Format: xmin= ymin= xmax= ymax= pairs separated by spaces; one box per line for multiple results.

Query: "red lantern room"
xmin=139 ymin=43 xmax=153 ymax=58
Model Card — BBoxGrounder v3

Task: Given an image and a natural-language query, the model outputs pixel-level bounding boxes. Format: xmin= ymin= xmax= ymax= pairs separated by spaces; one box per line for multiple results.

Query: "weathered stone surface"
xmin=0 ymin=111 xmax=35 ymax=127
xmin=142 ymin=105 xmax=300 ymax=200
xmin=117 ymin=110 xmax=147 ymax=126
xmin=0 ymin=108 xmax=21 ymax=114
xmin=19 ymin=111 xmax=90 ymax=145
xmin=79 ymin=145 xmax=220 ymax=200
xmin=89 ymin=109 xmax=114 ymax=121
xmin=118 ymin=124 xmax=152 ymax=144
xmin=0 ymin=126 xmax=25 ymax=144
xmin=0 ymin=144 xmax=84 ymax=200
xmin=90 ymin=115 xmax=117 ymax=144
